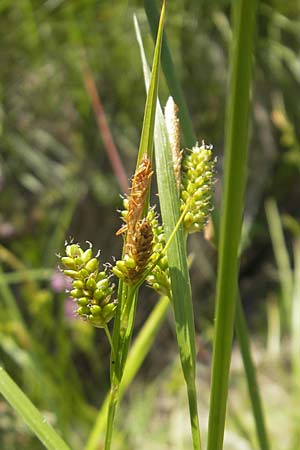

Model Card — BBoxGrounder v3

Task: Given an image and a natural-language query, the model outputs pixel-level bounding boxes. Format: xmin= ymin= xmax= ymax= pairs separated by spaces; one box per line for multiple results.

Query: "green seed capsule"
xmin=112 ymin=267 xmax=125 ymax=279
xmin=184 ymin=211 xmax=194 ymax=225
xmin=66 ymin=244 xmax=83 ymax=258
xmin=63 ymin=269 xmax=80 ymax=279
xmin=124 ymin=254 xmax=136 ymax=269
xmin=85 ymin=258 xmax=98 ymax=273
xmin=102 ymin=302 xmax=115 ymax=314
xmin=116 ymin=260 xmax=127 ymax=271
xmin=77 ymin=297 xmax=89 ymax=306
xmin=61 ymin=257 xmax=76 ymax=269
xmin=90 ymin=305 xmax=102 ymax=316
xmin=71 ymin=289 xmax=84 ymax=298
xmin=181 ymin=190 xmax=189 ymax=201
xmin=100 ymin=295 xmax=111 ymax=306
xmin=73 ymin=280 xmax=85 ymax=289
xmin=82 ymin=248 xmax=93 ymax=264
xmin=79 ymin=268 xmax=89 ymax=279
xmin=76 ymin=306 xmax=90 ymax=316
xmin=94 ymin=289 xmax=105 ymax=301
xmin=74 ymin=256 xmax=83 ymax=266
xmin=86 ymin=278 xmax=97 ymax=291
xmin=96 ymin=278 xmax=109 ymax=289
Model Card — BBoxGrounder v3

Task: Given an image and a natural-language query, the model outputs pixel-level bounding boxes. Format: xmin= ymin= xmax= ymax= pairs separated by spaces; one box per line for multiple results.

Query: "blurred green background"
xmin=1 ymin=1 xmax=300 ymax=449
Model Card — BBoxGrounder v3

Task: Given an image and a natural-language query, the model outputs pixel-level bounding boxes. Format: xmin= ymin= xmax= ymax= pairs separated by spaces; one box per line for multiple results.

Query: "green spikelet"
xmin=59 ymin=242 xmax=116 ymax=328
xmin=181 ymin=141 xmax=216 ymax=234
xmin=146 ymin=210 xmax=171 ymax=298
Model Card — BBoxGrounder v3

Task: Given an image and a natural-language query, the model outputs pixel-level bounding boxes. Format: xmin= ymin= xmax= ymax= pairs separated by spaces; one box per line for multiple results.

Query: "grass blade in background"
xmin=235 ymin=298 xmax=271 ymax=450
xmin=0 ymin=268 xmax=53 ymax=285
xmin=265 ymin=198 xmax=293 ymax=332
xmin=0 ymin=368 xmax=71 ymax=450
xmin=144 ymin=0 xmax=196 ymax=147
xmin=135 ymin=16 xmax=202 ymax=450
xmin=207 ymin=1 xmax=257 ymax=449
xmin=291 ymin=236 xmax=300 ymax=382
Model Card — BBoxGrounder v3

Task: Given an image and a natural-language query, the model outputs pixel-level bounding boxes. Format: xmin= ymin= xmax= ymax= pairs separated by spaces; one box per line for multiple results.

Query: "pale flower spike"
xmin=165 ymin=96 xmax=182 ymax=191
xmin=180 ymin=141 xmax=216 ymax=234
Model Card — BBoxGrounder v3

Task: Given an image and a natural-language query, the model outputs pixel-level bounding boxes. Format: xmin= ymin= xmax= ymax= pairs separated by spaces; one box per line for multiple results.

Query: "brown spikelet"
xmin=126 ymin=218 xmax=153 ymax=282
xmin=116 ymin=155 xmax=153 ymax=243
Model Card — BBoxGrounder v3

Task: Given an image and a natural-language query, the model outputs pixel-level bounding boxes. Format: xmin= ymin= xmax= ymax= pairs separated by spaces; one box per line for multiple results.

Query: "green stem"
xmin=104 ymin=383 xmax=119 ymax=450
xmin=103 ymin=324 xmax=115 ymax=359
xmin=104 ymin=285 xmax=137 ymax=450
xmin=85 ymin=296 xmax=170 ymax=450
xmin=187 ymin=382 xmax=202 ymax=450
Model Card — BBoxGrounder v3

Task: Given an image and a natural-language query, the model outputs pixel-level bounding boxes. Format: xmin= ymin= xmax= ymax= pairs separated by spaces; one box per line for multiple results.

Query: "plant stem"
xmin=187 ymin=382 xmax=202 ymax=450
xmin=103 ymin=324 xmax=115 ymax=358
xmin=104 ymin=285 xmax=137 ymax=450
xmin=104 ymin=383 xmax=119 ymax=450
xmin=85 ymin=296 xmax=170 ymax=450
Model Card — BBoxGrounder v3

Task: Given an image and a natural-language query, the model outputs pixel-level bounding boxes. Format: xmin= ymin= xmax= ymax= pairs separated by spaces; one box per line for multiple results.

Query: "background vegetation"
xmin=0 ymin=0 xmax=300 ymax=449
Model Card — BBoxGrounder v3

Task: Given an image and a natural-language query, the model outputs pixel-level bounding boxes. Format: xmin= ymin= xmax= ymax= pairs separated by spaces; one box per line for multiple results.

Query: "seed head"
xmin=113 ymin=218 xmax=154 ymax=284
xmin=58 ymin=242 xmax=116 ymax=328
xmin=181 ymin=141 xmax=216 ymax=234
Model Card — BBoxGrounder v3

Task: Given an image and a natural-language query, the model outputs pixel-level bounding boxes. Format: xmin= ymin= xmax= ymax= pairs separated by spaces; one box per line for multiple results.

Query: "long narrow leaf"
xmin=0 ymin=368 xmax=71 ymax=450
xmin=265 ymin=198 xmax=293 ymax=330
xmin=235 ymin=298 xmax=271 ymax=450
xmin=137 ymin=0 xmax=166 ymax=166
xmin=207 ymin=1 xmax=257 ymax=449
xmin=144 ymin=0 xmax=196 ymax=147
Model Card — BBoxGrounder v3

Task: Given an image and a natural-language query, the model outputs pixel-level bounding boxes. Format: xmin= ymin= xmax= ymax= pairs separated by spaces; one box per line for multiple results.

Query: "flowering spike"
xmin=180 ymin=141 xmax=216 ymax=234
xmin=113 ymin=218 xmax=154 ymax=284
xmin=116 ymin=155 xmax=153 ymax=239
xmin=146 ymin=209 xmax=171 ymax=297
xmin=58 ymin=241 xmax=116 ymax=328
xmin=114 ymin=156 xmax=154 ymax=285
xmin=165 ymin=97 xmax=182 ymax=191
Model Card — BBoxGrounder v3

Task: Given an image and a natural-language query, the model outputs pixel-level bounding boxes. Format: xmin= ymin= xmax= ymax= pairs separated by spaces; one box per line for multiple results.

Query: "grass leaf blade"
xmin=207 ymin=1 xmax=257 ymax=449
xmin=0 ymin=368 xmax=71 ymax=450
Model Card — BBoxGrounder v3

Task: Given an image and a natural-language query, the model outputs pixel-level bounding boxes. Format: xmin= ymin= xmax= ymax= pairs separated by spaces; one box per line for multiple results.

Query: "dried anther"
xmin=116 ymin=155 xmax=153 ymax=240
xmin=113 ymin=218 xmax=154 ymax=284
xmin=114 ymin=156 xmax=154 ymax=284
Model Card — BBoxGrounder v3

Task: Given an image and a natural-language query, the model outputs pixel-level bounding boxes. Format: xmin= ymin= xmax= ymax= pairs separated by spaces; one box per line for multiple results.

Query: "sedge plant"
xmin=60 ymin=3 xmax=216 ymax=450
